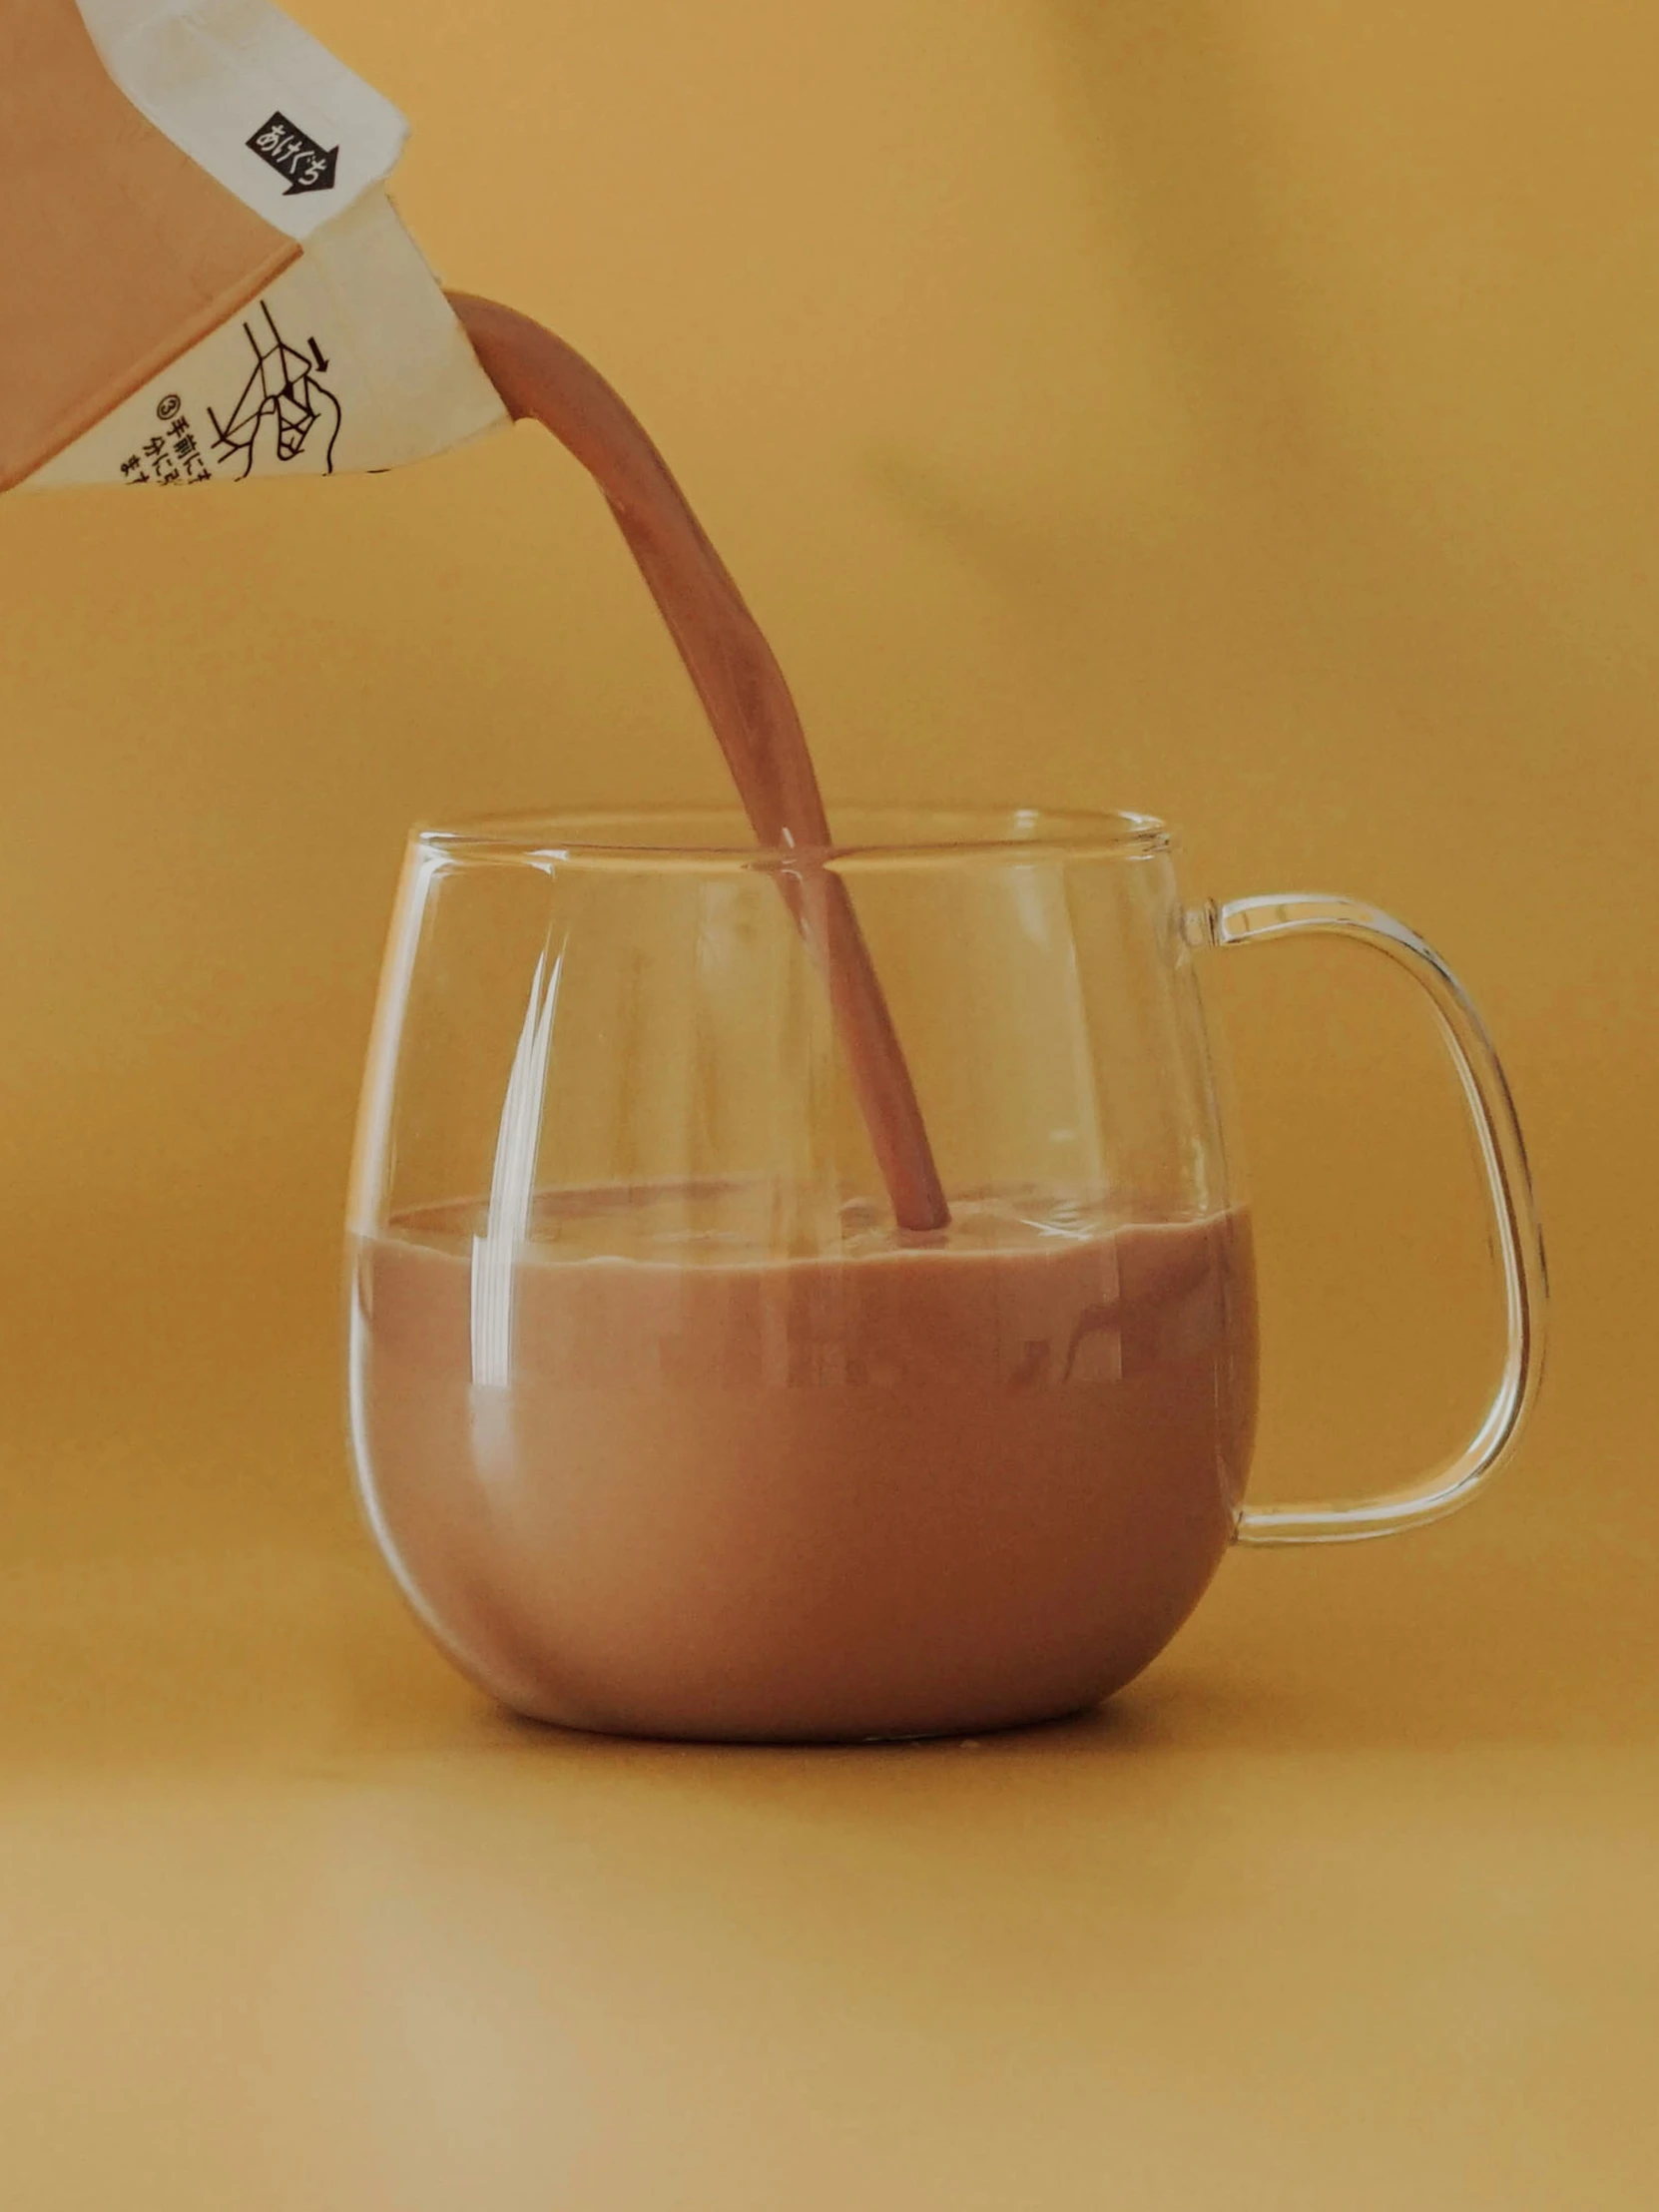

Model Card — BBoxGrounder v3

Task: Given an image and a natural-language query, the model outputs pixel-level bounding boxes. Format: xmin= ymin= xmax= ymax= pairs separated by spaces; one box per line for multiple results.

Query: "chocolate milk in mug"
xmin=345 ymin=808 xmax=1545 ymax=1740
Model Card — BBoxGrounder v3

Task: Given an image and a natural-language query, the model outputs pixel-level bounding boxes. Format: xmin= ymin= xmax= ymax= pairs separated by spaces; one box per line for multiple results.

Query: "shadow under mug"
xmin=345 ymin=808 xmax=1545 ymax=1741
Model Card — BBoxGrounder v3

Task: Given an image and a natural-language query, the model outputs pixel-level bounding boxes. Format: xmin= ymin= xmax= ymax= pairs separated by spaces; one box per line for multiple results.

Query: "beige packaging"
xmin=1 ymin=0 xmax=506 ymax=494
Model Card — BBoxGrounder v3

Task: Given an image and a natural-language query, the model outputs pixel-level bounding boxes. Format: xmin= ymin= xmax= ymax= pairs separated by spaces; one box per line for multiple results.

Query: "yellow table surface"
xmin=2 ymin=1335 xmax=1649 ymax=2212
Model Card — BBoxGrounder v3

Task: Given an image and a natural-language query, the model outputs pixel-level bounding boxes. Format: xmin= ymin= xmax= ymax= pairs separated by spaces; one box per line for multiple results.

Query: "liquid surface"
xmin=349 ymin=1184 xmax=1258 ymax=1741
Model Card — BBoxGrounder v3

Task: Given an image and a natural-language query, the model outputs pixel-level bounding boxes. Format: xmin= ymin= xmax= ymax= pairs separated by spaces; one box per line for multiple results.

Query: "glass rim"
xmin=412 ymin=804 xmax=1172 ymax=871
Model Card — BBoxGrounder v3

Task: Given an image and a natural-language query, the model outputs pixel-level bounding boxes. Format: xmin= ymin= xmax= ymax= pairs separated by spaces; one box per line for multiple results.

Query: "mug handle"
xmin=1193 ymin=893 xmax=1548 ymax=1544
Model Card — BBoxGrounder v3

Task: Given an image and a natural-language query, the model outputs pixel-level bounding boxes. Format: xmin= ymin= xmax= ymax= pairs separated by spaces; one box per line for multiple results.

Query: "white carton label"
xmin=75 ymin=0 xmax=406 ymax=239
xmin=27 ymin=193 xmax=505 ymax=488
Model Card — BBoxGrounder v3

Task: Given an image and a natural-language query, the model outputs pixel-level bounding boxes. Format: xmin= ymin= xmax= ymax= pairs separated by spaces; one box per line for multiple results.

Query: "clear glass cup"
xmin=345 ymin=807 xmax=1545 ymax=1741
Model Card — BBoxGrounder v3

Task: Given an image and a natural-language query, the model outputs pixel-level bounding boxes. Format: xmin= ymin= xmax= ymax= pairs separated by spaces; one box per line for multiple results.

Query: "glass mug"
xmin=346 ymin=808 xmax=1544 ymax=1741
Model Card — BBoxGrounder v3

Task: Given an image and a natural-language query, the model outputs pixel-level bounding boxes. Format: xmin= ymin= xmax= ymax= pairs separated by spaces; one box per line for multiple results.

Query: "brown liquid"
xmin=448 ymin=294 xmax=947 ymax=1232
xmin=349 ymin=1187 xmax=1257 ymax=1741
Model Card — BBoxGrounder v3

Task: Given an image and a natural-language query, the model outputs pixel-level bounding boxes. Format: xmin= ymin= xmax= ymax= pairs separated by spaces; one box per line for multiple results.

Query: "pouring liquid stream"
xmin=448 ymin=293 xmax=948 ymax=1233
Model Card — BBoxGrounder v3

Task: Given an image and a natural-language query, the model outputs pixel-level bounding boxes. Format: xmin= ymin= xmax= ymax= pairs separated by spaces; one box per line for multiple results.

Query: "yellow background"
xmin=1 ymin=2 xmax=1653 ymax=2204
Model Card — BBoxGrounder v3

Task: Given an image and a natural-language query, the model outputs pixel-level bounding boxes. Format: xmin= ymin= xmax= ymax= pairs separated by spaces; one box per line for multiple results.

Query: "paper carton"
xmin=2 ymin=0 xmax=506 ymax=493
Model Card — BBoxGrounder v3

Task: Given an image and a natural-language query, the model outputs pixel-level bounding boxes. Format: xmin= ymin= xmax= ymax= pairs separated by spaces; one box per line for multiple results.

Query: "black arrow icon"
xmin=247 ymin=112 xmax=339 ymax=198
xmin=285 ymin=144 xmax=337 ymax=196
xmin=308 ymin=337 xmax=330 ymax=372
